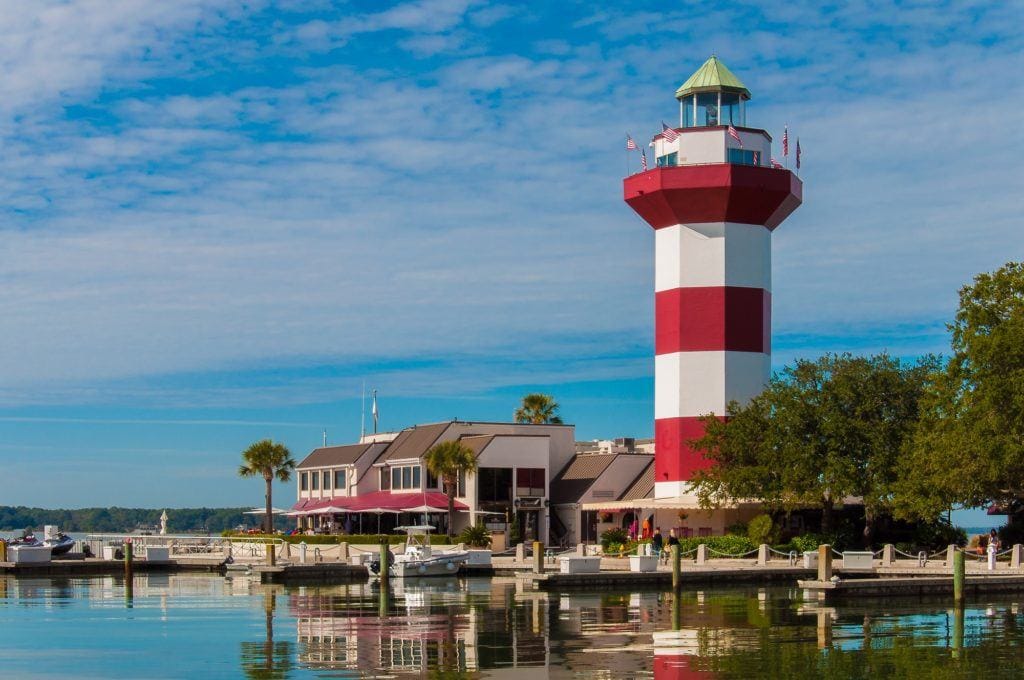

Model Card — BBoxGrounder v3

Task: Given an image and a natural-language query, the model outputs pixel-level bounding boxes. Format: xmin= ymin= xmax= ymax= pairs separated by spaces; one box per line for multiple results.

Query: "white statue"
xmin=160 ymin=510 xmax=168 ymax=536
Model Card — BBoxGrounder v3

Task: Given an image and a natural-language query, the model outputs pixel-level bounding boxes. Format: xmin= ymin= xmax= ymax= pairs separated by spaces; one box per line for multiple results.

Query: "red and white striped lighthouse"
xmin=624 ymin=57 xmax=802 ymax=499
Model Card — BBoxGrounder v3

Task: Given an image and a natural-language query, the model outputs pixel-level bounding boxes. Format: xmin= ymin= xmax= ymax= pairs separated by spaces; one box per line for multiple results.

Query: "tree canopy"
xmin=514 ymin=393 xmax=563 ymax=424
xmin=895 ymin=261 xmax=1024 ymax=519
xmin=424 ymin=439 xmax=478 ymax=538
xmin=238 ymin=439 xmax=295 ymax=533
xmin=690 ymin=353 xmax=937 ymax=545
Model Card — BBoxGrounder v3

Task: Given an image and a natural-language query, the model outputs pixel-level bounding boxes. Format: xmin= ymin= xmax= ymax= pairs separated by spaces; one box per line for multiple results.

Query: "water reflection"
xmin=5 ymin=574 xmax=1024 ymax=678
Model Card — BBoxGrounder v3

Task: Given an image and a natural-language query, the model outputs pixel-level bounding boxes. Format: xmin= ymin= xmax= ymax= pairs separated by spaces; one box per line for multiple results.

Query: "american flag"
xmin=783 ymin=125 xmax=789 ymax=157
xmin=796 ymin=139 xmax=802 ymax=170
xmin=770 ymin=157 xmax=783 ymax=169
xmin=626 ymin=135 xmax=637 ymax=150
xmin=661 ymin=122 xmax=679 ymax=142
xmin=640 ymin=148 xmax=648 ymax=171
xmin=728 ymin=125 xmax=742 ymax=146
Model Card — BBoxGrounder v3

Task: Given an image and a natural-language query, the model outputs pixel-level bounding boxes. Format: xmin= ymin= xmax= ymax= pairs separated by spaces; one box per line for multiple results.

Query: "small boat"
xmin=43 ymin=533 xmax=76 ymax=557
xmin=7 ymin=529 xmax=43 ymax=548
xmin=369 ymin=525 xmax=469 ymax=578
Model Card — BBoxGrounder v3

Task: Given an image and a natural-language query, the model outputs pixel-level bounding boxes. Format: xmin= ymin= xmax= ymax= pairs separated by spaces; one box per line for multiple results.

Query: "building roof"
xmin=549 ymin=454 xmax=618 ymax=504
xmin=619 ymin=461 xmax=654 ymax=501
xmin=298 ymin=442 xmax=384 ymax=469
xmin=458 ymin=434 xmax=495 ymax=458
xmin=378 ymin=422 xmax=452 ymax=462
xmin=675 ymin=56 xmax=750 ymax=100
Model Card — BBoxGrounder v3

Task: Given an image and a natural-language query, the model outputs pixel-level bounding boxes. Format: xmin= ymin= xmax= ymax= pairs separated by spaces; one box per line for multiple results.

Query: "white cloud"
xmin=0 ymin=0 xmax=1020 ymax=410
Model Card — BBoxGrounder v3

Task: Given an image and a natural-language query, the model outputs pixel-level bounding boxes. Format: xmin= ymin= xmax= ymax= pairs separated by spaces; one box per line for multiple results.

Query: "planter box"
xmin=559 ymin=556 xmax=600 ymax=574
xmin=102 ymin=546 xmax=122 ymax=561
xmin=629 ymin=555 xmax=658 ymax=573
xmin=466 ymin=550 xmax=492 ymax=566
xmin=843 ymin=551 xmax=875 ymax=570
xmin=145 ymin=546 xmax=170 ymax=561
xmin=802 ymin=551 xmax=818 ymax=569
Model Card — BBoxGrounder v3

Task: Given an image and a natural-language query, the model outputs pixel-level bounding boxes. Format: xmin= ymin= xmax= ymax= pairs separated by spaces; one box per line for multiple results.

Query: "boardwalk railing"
xmin=84 ymin=534 xmax=287 ymax=562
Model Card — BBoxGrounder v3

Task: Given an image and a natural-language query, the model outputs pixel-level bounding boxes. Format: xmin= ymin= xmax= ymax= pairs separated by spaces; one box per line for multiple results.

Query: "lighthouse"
xmin=624 ymin=57 xmax=802 ymax=499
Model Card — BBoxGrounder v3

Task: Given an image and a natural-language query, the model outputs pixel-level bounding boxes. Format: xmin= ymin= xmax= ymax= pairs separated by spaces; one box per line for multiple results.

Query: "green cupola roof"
xmin=675 ymin=56 xmax=751 ymax=101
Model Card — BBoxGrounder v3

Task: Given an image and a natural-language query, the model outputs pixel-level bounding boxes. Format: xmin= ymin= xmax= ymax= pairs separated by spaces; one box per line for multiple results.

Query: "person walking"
xmin=651 ymin=527 xmax=663 ymax=560
xmin=664 ymin=528 xmax=680 ymax=564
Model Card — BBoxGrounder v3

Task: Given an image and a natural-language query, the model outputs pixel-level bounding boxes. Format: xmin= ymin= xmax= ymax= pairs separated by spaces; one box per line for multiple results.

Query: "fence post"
xmin=340 ymin=542 xmax=349 ymax=562
xmin=515 ymin=543 xmax=525 ymax=563
xmin=1012 ymin=544 xmax=1023 ymax=569
xmin=576 ymin=543 xmax=586 ymax=556
xmin=945 ymin=544 xmax=956 ymax=568
xmin=817 ymin=544 xmax=832 ymax=581
xmin=696 ymin=544 xmax=707 ymax=565
xmin=882 ymin=544 xmax=895 ymax=566
xmin=757 ymin=544 xmax=768 ymax=565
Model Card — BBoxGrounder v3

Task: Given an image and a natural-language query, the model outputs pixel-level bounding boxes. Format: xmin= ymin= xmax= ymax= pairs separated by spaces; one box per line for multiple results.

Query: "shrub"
xmin=676 ymin=534 xmax=755 ymax=556
xmin=747 ymin=514 xmax=775 ymax=545
xmin=600 ymin=527 xmax=629 ymax=549
xmin=220 ymin=532 xmax=406 ymax=545
xmin=457 ymin=524 xmax=492 ymax=548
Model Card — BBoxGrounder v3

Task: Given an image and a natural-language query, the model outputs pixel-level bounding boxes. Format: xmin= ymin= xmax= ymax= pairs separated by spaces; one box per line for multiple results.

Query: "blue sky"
xmin=0 ymin=1 xmax=1019 ymax=527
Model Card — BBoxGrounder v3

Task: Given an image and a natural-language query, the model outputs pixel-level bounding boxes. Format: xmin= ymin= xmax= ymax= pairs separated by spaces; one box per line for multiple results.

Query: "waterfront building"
xmin=293 ymin=420 xmax=575 ymax=544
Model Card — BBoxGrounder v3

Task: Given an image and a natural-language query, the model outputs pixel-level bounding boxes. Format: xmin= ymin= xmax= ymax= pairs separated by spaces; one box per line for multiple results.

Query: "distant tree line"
xmin=0 ymin=506 xmax=254 ymax=534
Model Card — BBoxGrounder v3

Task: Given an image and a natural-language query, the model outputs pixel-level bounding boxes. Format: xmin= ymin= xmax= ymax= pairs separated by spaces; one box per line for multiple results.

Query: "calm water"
xmin=3 ymin=574 xmax=1024 ymax=678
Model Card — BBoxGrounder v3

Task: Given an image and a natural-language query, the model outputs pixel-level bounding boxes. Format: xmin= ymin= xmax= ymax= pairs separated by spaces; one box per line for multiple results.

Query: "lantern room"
xmin=675 ymin=55 xmax=750 ymax=128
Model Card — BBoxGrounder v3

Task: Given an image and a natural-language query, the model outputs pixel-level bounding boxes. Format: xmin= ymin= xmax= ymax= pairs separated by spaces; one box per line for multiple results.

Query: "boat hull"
xmin=391 ymin=553 xmax=468 ymax=578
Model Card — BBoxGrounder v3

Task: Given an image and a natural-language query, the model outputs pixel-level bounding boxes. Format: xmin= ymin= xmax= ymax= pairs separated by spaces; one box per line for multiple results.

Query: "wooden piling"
xmin=671 ymin=545 xmax=681 ymax=591
xmin=953 ymin=549 xmax=965 ymax=604
xmin=379 ymin=540 xmax=390 ymax=591
xmin=123 ymin=540 xmax=133 ymax=580
xmin=533 ymin=541 xmax=543 ymax=574
xmin=267 ymin=543 xmax=276 ymax=567
xmin=952 ymin=605 xmax=964 ymax=659
xmin=817 ymin=544 xmax=832 ymax=581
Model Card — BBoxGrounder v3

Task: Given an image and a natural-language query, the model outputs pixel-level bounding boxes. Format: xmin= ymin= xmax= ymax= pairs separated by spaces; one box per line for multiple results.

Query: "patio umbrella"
xmin=363 ymin=508 xmax=401 ymax=534
xmin=243 ymin=507 xmax=289 ymax=515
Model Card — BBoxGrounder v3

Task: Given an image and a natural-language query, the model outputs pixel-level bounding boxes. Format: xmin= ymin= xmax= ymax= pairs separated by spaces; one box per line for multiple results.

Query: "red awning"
xmin=290 ymin=491 xmax=468 ymax=513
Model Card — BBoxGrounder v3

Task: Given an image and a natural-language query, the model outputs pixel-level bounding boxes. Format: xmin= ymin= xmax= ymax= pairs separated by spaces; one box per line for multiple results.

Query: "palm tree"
xmin=514 ymin=393 xmax=563 ymax=424
xmin=424 ymin=440 xmax=478 ymax=539
xmin=238 ymin=439 xmax=296 ymax=534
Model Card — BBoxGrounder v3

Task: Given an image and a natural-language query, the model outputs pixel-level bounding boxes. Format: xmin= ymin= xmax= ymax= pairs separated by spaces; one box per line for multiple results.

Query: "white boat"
xmin=370 ymin=525 xmax=469 ymax=578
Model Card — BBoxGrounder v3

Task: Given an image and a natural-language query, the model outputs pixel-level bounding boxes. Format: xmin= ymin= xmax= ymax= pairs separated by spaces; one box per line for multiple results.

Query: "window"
xmin=727 ymin=148 xmax=758 ymax=166
xmin=335 ymin=469 xmax=347 ymax=490
xmin=427 ymin=469 xmax=439 ymax=490
xmin=301 ymin=472 xmax=309 ymax=491
xmin=656 ymin=152 xmax=677 ymax=167
xmin=696 ymin=92 xmax=718 ymax=126
xmin=380 ymin=468 xmax=390 ymax=491
xmin=311 ymin=472 xmax=319 ymax=491
xmin=323 ymin=471 xmax=331 ymax=491
xmin=478 ymin=467 xmax=512 ymax=502
xmin=720 ymin=92 xmax=741 ymax=126
xmin=388 ymin=465 xmax=424 ymax=491
xmin=515 ymin=468 xmax=545 ymax=497
xmin=457 ymin=469 xmax=466 ymax=497
xmin=682 ymin=94 xmax=695 ymax=127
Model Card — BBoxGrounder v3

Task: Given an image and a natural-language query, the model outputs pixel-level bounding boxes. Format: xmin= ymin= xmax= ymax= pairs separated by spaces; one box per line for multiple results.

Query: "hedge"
xmin=221 ymin=532 xmax=408 ymax=545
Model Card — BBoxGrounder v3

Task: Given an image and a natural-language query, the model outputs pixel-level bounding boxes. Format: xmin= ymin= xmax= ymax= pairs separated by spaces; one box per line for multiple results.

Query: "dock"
xmin=799 ymin=574 xmax=1024 ymax=600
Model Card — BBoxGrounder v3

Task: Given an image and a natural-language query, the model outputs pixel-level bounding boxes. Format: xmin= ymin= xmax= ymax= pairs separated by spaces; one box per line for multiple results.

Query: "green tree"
xmin=690 ymin=353 xmax=936 ymax=546
xmin=238 ymin=439 xmax=295 ymax=534
xmin=897 ymin=262 xmax=1024 ymax=519
xmin=424 ymin=440 xmax=478 ymax=539
xmin=514 ymin=393 xmax=563 ymax=424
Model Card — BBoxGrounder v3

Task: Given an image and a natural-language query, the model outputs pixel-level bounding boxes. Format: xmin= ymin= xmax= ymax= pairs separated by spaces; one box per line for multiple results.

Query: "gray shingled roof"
xmin=619 ymin=460 xmax=654 ymax=501
xmin=378 ymin=422 xmax=451 ymax=462
xmin=549 ymin=454 xmax=618 ymax=504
